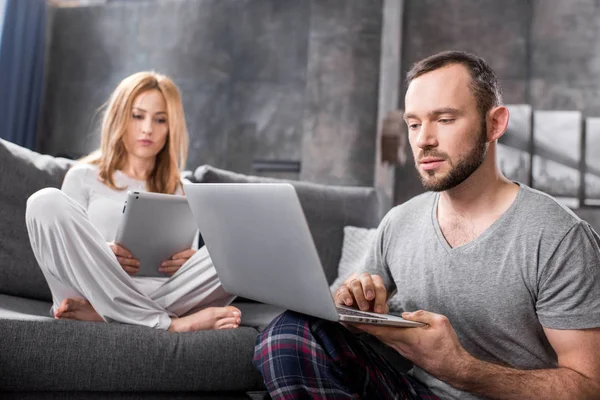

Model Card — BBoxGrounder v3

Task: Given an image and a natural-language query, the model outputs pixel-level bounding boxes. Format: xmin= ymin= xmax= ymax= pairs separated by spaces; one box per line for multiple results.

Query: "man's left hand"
xmin=353 ymin=310 xmax=473 ymax=380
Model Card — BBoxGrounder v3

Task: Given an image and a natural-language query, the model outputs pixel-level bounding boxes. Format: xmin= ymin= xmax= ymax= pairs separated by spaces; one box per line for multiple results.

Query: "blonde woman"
xmin=25 ymin=72 xmax=241 ymax=332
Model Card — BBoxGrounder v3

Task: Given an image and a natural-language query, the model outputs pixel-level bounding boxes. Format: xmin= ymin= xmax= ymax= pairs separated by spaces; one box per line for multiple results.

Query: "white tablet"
xmin=114 ymin=191 xmax=198 ymax=277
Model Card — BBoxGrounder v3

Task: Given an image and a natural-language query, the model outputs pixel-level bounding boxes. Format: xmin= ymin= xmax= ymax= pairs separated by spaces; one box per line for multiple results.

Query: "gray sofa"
xmin=0 ymin=138 xmax=381 ymax=398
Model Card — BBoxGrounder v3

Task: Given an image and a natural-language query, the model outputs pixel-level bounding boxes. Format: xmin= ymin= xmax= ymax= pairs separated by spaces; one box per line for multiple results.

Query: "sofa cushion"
xmin=0 ymin=293 xmax=53 ymax=321
xmin=0 ymin=139 xmax=73 ymax=301
xmin=326 ymin=227 xmax=406 ymax=314
xmin=1 ymin=393 xmax=258 ymax=399
xmin=0 ymin=294 xmax=264 ymax=392
xmin=329 ymin=226 xmax=378 ymax=293
xmin=193 ymin=165 xmax=381 ymax=284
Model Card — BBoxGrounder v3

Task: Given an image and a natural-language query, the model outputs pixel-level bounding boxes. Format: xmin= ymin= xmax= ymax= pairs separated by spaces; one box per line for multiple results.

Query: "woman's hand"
xmin=160 ymin=248 xmax=197 ymax=276
xmin=108 ymin=242 xmax=140 ymax=275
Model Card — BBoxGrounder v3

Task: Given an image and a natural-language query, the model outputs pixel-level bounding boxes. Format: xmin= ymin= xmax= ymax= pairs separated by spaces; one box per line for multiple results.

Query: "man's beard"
xmin=415 ymin=120 xmax=488 ymax=192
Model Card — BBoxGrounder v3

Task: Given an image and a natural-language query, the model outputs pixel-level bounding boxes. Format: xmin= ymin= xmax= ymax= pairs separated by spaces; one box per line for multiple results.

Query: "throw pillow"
xmin=0 ymin=139 xmax=73 ymax=301
xmin=329 ymin=226 xmax=378 ymax=294
xmin=329 ymin=225 xmax=403 ymax=313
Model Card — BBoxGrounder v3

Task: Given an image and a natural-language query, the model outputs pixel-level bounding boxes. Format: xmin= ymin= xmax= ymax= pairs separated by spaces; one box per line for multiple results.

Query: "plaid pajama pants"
xmin=253 ymin=311 xmax=441 ymax=400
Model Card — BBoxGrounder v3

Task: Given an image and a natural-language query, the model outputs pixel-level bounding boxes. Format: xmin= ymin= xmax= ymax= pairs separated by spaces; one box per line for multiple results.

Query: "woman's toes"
xmin=211 ymin=306 xmax=241 ymax=320
xmin=56 ymin=299 xmax=69 ymax=315
xmin=226 ymin=306 xmax=241 ymax=317
xmin=58 ymin=311 xmax=75 ymax=320
xmin=217 ymin=316 xmax=241 ymax=328
xmin=218 ymin=324 xmax=239 ymax=330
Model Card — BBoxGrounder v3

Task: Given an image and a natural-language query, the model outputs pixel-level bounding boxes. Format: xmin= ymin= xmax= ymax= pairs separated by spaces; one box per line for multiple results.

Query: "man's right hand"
xmin=108 ymin=242 xmax=140 ymax=275
xmin=334 ymin=272 xmax=389 ymax=314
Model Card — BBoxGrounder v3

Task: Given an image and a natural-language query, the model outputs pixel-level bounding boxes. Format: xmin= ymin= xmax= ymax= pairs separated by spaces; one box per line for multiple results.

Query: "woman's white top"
xmin=60 ymin=163 xmax=187 ymax=292
xmin=61 ymin=163 xmax=184 ymax=242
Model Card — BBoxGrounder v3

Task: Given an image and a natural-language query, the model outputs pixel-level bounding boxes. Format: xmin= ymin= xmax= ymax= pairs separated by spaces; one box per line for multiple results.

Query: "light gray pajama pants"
xmin=25 ymin=187 xmax=235 ymax=330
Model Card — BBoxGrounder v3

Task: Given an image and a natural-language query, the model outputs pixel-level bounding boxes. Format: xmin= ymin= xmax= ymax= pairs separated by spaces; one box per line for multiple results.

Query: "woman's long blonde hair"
xmin=81 ymin=71 xmax=189 ymax=194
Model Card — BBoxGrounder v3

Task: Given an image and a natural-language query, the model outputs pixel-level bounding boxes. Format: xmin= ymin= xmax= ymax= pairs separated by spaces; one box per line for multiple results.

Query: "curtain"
xmin=0 ymin=0 xmax=47 ymax=150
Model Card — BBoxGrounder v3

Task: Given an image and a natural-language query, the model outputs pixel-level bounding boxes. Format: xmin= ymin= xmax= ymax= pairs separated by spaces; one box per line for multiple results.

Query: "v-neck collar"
xmin=431 ymin=183 xmax=524 ymax=254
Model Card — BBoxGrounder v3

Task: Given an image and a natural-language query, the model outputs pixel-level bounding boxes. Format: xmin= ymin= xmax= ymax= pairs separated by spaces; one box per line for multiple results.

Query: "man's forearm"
xmin=444 ymin=356 xmax=599 ymax=400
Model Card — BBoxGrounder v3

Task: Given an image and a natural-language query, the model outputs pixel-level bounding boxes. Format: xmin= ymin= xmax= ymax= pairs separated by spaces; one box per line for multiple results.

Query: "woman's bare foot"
xmin=54 ymin=298 xmax=104 ymax=322
xmin=168 ymin=306 xmax=241 ymax=332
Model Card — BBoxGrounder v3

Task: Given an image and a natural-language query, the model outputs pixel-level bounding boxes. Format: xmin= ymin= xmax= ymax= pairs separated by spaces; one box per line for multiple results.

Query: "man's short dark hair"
xmin=406 ymin=51 xmax=503 ymax=118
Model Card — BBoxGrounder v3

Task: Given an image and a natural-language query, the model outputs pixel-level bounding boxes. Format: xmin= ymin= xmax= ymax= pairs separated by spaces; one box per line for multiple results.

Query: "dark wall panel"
xmin=530 ymin=0 xmax=600 ymax=116
xmin=400 ymin=0 xmax=531 ymax=107
xmin=300 ymin=0 xmax=382 ymax=186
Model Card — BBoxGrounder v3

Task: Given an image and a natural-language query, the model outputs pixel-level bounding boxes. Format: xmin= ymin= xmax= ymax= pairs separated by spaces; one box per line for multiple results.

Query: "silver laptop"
xmin=184 ymin=183 xmax=424 ymax=328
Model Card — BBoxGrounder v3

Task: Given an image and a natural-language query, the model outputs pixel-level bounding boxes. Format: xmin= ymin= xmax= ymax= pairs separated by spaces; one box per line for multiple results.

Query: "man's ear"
xmin=486 ymin=106 xmax=510 ymax=142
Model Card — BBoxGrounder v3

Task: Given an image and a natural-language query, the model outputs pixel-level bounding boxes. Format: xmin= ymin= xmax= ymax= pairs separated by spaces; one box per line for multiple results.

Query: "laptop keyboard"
xmin=336 ymin=306 xmax=387 ymax=320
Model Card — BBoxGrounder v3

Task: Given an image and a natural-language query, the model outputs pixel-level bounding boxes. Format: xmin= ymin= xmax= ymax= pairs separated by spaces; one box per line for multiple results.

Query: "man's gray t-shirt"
xmin=362 ymin=183 xmax=600 ymax=399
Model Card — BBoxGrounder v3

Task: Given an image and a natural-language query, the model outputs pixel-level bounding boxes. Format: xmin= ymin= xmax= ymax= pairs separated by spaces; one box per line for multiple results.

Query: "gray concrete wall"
xmin=300 ymin=0 xmax=382 ymax=186
xmin=398 ymin=0 xmax=600 ymax=118
xmin=529 ymin=0 xmax=600 ymax=115
xmin=399 ymin=0 xmax=531 ymax=108
xmin=41 ymin=0 xmax=239 ymax=171
xmin=42 ymin=0 xmax=600 ymax=218
xmin=40 ymin=0 xmax=382 ymax=186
